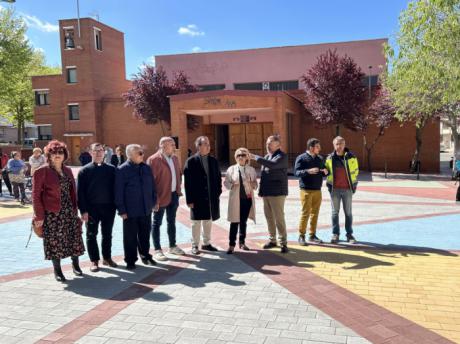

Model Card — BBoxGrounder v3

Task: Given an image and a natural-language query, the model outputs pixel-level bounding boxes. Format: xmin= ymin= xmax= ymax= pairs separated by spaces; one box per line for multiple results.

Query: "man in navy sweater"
xmin=294 ymin=138 xmax=328 ymax=245
xmin=77 ymin=143 xmax=117 ymax=272
xmin=115 ymin=144 xmax=157 ymax=269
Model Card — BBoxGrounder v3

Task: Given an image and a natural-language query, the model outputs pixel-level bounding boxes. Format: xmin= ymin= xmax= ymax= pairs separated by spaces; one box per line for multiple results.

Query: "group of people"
xmin=31 ymin=134 xmax=359 ymax=282
xmin=79 ymin=144 xmax=126 ymax=167
xmin=0 ymin=147 xmax=46 ymax=203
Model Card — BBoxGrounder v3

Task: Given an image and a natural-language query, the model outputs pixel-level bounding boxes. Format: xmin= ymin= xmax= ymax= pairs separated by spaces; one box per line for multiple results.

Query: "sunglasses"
xmin=51 ymin=150 xmax=65 ymax=155
xmin=236 ymin=154 xmax=247 ymax=158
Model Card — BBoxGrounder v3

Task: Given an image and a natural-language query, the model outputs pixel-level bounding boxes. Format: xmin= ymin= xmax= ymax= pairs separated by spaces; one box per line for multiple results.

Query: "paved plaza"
xmin=0 ymin=173 xmax=459 ymax=343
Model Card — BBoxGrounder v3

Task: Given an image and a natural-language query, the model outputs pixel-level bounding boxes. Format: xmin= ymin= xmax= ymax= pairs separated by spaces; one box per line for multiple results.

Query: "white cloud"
xmin=34 ymin=47 xmax=45 ymax=54
xmin=22 ymin=14 xmax=59 ymax=33
xmin=178 ymin=24 xmax=204 ymax=37
xmin=191 ymin=46 xmax=202 ymax=53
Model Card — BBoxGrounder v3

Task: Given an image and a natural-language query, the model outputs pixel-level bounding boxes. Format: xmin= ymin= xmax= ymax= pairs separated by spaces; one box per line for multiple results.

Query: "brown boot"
xmin=102 ymin=258 xmax=118 ymax=268
xmin=90 ymin=261 xmax=99 ymax=272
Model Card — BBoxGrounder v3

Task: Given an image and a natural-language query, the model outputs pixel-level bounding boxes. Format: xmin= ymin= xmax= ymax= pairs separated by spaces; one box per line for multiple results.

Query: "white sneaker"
xmin=154 ymin=250 xmax=167 ymax=261
xmin=169 ymin=246 xmax=185 ymax=255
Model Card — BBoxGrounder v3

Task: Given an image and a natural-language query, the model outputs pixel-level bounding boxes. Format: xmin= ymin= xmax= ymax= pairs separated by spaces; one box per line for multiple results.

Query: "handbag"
xmin=26 ymin=220 xmax=43 ymax=248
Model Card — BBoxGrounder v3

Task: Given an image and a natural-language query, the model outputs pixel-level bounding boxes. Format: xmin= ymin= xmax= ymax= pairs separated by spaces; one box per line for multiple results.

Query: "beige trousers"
xmin=191 ymin=219 xmax=212 ymax=247
xmin=263 ymin=196 xmax=287 ymax=245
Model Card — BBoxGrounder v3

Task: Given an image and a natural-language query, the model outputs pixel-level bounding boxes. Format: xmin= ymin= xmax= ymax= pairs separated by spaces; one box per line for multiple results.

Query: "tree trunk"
xmin=335 ymin=124 xmax=340 ymax=137
xmin=159 ymin=120 xmax=166 ymax=136
xmin=366 ymin=147 xmax=373 ymax=173
xmin=411 ymin=125 xmax=425 ymax=173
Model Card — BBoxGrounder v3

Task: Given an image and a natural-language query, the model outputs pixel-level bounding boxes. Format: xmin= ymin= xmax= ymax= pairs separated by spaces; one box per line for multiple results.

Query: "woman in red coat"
xmin=32 ymin=140 xmax=85 ymax=282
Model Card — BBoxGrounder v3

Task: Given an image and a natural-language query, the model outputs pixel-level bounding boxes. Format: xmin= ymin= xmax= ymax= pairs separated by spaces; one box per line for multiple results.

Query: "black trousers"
xmin=457 ymin=184 xmax=460 ymax=201
xmin=12 ymin=182 xmax=26 ymax=200
xmin=86 ymin=204 xmax=116 ymax=262
xmin=229 ymin=198 xmax=252 ymax=246
xmin=123 ymin=215 xmax=152 ymax=264
xmin=1 ymin=170 xmax=12 ymax=194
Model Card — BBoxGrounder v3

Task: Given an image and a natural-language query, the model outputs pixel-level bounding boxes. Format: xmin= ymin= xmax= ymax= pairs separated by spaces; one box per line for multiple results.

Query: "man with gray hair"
xmin=249 ymin=134 xmax=289 ymax=253
xmin=147 ymin=137 xmax=185 ymax=261
xmin=184 ymin=136 xmax=222 ymax=255
xmin=115 ymin=144 xmax=157 ymax=269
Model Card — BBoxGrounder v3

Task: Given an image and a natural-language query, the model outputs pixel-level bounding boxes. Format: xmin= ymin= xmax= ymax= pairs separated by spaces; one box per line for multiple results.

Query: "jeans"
xmin=86 ymin=204 xmax=116 ymax=262
xmin=229 ymin=198 xmax=252 ymax=246
xmin=330 ymin=189 xmax=353 ymax=235
xmin=152 ymin=192 xmax=179 ymax=250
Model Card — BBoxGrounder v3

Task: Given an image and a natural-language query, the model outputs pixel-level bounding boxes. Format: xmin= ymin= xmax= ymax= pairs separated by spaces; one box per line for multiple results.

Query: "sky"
xmin=2 ymin=0 xmax=410 ymax=79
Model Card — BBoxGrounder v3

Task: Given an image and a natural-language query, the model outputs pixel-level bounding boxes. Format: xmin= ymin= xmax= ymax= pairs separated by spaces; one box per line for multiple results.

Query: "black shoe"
xmin=141 ymin=257 xmax=157 ymax=266
xmin=280 ymin=245 xmax=289 ymax=254
xmin=298 ymin=235 xmax=307 ymax=246
xmin=263 ymin=241 xmax=277 ymax=249
xmin=201 ymin=244 xmax=218 ymax=252
xmin=191 ymin=246 xmax=201 ymax=255
xmin=226 ymin=246 xmax=234 ymax=254
xmin=126 ymin=263 xmax=136 ymax=270
xmin=308 ymin=235 xmax=323 ymax=244
xmin=346 ymin=234 xmax=357 ymax=244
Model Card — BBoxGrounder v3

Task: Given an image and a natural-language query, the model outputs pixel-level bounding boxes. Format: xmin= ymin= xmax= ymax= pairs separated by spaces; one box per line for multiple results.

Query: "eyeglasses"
xmin=51 ymin=150 xmax=65 ymax=155
xmin=93 ymin=149 xmax=105 ymax=153
xmin=236 ymin=154 xmax=247 ymax=158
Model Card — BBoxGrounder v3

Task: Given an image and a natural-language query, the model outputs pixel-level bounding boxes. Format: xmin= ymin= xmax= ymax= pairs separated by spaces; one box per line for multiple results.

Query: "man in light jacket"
xmin=147 ymin=137 xmax=185 ymax=261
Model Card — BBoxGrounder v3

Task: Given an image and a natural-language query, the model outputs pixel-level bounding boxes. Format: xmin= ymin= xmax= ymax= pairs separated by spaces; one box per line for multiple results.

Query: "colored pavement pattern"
xmin=0 ymin=173 xmax=459 ymax=343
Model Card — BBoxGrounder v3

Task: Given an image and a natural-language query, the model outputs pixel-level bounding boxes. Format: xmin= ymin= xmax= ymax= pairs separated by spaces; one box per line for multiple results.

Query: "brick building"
xmin=32 ymin=18 xmax=440 ymax=171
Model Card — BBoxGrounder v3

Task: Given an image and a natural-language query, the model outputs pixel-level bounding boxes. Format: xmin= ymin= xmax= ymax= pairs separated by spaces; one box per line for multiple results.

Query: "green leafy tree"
xmin=385 ymin=0 xmax=460 ymax=169
xmin=0 ymin=8 xmax=60 ymax=144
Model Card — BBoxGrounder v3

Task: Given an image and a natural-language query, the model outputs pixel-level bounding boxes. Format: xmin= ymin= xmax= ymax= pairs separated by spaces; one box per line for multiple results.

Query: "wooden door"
xmin=229 ymin=124 xmax=246 ymax=161
xmin=70 ymin=137 xmax=81 ymax=165
xmin=202 ymin=124 xmax=216 ymax=156
xmin=228 ymin=123 xmax=273 ymax=167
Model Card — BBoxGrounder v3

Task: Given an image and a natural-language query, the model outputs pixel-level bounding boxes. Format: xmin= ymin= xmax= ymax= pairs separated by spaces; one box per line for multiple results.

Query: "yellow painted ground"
xmin=0 ymin=200 xmax=33 ymax=219
xmin=276 ymin=245 xmax=460 ymax=343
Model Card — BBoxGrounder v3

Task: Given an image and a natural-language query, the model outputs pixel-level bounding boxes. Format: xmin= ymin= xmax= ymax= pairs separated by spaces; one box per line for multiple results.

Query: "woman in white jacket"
xmin=224 ymin=147 xmax=258 ymax=254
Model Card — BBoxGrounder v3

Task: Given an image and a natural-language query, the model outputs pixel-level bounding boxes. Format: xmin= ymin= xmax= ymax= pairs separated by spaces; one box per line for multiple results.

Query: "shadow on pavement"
xmin=281 ymin=246 xmax=394 ymax=270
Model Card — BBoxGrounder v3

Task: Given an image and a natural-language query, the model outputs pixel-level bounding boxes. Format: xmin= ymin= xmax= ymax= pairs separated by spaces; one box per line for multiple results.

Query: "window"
xmin=269 ymin=80 xmax=299 ymax=91
xmin=198 ymin=84 xmax=226 ymax=92
xmin=35 ymin=90 xmax=49 ymax=106
xmin=38 ymin=126 xmax=52 ymax=140
xmin=362 ymin=75 xmax=379 ymax=86
xmin=67 ymin=67 xmax=77 ymax=83
xmin=234 ymin=82 xmax=263 ymax=90
xmin=63 ymin=27 xmax=75 ymax=49
xmin=68 ymin=104 xmax=79 ymax=120
xmin=94 ymin=28 xmax=102 ymax=51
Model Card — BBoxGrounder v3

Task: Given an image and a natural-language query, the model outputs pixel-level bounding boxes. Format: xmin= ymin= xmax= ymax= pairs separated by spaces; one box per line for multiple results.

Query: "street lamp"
xmin=368 ymin=65 xmax=373 ymax=99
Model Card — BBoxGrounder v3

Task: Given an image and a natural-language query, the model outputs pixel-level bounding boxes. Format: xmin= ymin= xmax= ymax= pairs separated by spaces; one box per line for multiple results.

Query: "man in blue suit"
xmin=115 ymin=144 xmax=157 ymax=269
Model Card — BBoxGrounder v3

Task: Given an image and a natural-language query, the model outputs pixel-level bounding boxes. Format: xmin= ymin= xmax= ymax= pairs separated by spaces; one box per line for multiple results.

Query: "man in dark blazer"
xmin=77 ymin=142 xmax=117 ymax=272
xmin=114 ymin=144 xmax=157 ymax=269
xmin=184 ymin=136 xmax=222 ymax=255
xmin=250 ymin=134 xmax=289 ymax=253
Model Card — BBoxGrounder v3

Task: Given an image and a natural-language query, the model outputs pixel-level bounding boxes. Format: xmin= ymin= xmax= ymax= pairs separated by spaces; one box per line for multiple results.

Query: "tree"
xmin=123 ymin=65 xmax=199 ymax=135
xmin=301 ymin=49 xmax=367 ymax=136
xmin=385 ymin=0 xmax=460 ymax=168
xmin=0 ymin=8 xmax=60 ymax=144
xmin=355 ymin=87 xmax=395 ymax=172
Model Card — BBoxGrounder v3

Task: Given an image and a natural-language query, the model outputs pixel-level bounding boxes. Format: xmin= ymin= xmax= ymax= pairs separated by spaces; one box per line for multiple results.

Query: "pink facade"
xmin=156 ymin=38 xmax=387 ymax=87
